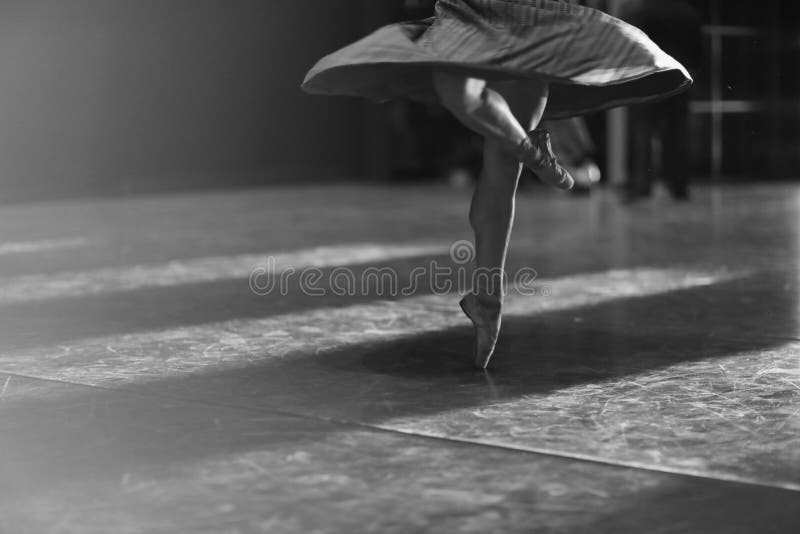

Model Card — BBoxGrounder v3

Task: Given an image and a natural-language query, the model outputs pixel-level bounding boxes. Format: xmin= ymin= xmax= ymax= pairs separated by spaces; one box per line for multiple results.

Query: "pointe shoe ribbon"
xmin=516 ymin=129 xmax=575 ymax=191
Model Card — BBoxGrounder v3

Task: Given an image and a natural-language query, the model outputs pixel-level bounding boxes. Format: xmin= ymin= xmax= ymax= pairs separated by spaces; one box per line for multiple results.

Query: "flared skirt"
xmin=301 ymin=0 xmax=692 ymax=119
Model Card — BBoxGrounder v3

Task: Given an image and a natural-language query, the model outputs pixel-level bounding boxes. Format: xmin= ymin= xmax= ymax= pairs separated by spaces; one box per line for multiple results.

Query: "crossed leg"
xmin=433 ymin=71 xmax=550 ymax=368
xmin=432 ymin=72 xmax=548 ymax=158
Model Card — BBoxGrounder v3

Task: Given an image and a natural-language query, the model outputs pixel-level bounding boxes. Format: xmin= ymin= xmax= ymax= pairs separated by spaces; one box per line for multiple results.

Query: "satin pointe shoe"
xmin=459 ymin=293 xmax=502 ymax=369
xmin=516 ymin=129 xmax=575 ymax=191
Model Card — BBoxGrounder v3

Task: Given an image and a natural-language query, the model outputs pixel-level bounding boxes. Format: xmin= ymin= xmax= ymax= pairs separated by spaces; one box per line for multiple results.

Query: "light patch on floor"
xmin=0 ymin=237 xmax=94 ymax=256
xmin=0 ymin=242 xmax=448 ymax=306
xmin=0 ymin=266 xmax=741 ymax=386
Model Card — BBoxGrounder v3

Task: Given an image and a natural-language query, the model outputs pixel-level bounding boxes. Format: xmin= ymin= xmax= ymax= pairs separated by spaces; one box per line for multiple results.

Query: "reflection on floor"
xmin=1 ymin=184 xmax=799 ymax=533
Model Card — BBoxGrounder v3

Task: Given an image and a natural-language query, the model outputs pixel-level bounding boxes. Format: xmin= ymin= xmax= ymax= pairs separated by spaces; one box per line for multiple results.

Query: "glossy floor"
xmin=1 ymin=184 xmax=799 ymax=533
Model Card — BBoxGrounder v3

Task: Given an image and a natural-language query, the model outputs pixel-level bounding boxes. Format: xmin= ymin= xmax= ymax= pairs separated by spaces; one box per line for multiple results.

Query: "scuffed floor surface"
xmin=0 ymin=183 xmax=799 ymax=533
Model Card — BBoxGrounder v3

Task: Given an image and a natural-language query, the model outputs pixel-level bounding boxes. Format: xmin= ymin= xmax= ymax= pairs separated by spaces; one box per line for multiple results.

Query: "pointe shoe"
xmin=459 ymin=293 xmax=502 ymax=369
xmin=516 ymin=129 xmax=575 ymax=191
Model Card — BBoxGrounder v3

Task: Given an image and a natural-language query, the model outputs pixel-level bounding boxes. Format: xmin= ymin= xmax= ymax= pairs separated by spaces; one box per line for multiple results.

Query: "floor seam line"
xmin=2 ymin=370 xmax=799 ymax=494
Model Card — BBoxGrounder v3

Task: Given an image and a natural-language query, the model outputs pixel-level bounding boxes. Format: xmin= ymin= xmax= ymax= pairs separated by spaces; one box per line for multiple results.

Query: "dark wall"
xmin=0 ymin=0 xmax=367 ymax=201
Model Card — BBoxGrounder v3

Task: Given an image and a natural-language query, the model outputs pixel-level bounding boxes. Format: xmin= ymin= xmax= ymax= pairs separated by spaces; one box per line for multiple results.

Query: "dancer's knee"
xmin=490 ymin=78 xmax=549 ymax=131
xmin=432 ymin=70 xmax=486 ymax=116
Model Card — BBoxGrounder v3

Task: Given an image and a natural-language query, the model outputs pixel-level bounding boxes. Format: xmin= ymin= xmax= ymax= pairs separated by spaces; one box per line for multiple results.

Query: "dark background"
xmin=0 ymin=0 xmax=797 ymax=202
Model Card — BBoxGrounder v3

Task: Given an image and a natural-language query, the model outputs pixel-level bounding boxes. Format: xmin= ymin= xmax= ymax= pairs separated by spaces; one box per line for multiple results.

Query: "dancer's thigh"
xmin=432 ymin=69 xmax=487 ymax=110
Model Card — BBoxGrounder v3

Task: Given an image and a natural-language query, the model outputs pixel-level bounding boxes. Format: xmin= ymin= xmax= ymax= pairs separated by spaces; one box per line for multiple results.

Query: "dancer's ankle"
xmin=514 ymin=135 xmax=543 ymax=166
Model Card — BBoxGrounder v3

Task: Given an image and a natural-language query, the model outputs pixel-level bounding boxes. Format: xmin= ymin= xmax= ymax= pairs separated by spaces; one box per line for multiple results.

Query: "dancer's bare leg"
xmin=469 ymin=78 xmax=548 ymax=287
xmin=432 ymin=71 xmax=571 ymax=189
xmin=433 ymin=72 xmax=550 ymax=368
xmin=432 ymin=72 xmax=533 ymax=155
xmin=457 ymin=138 xmax=521 ymax=368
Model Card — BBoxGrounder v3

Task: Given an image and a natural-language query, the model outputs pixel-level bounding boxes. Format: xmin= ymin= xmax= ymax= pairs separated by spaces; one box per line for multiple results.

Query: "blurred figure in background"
xmin=620 ymin=0 xmax=703 ymax=201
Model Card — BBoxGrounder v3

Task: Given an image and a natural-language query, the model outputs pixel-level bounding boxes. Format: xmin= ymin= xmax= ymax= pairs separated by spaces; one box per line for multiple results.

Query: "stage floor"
xmin=1 ymin=183 xmax=799 ymax=532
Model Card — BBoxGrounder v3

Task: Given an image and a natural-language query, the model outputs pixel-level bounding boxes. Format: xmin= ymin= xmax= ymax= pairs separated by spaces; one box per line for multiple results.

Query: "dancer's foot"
xmin=459 ymin=293 xmax=502 ymax=369
xmin=516 ymin=129 xmax=575 ymax=191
